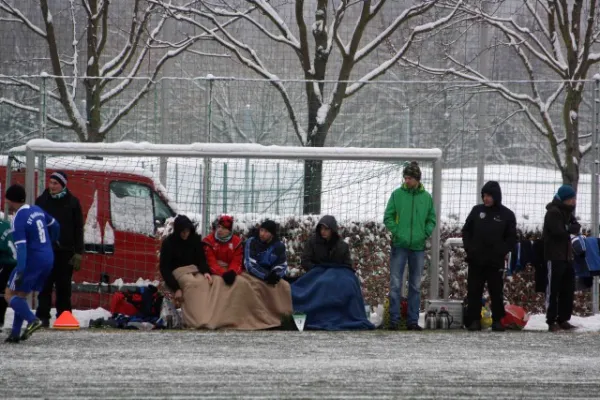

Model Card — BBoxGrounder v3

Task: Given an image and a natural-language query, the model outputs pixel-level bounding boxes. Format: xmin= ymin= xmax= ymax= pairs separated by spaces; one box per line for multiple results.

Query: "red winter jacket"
xmin=202 ymin=233 xmax=243 ymax=276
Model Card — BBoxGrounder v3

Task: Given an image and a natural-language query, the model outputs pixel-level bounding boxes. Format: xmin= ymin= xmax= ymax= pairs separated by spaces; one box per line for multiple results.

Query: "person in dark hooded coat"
xmin=462 ymin=181 xmax=517 ymax=331
xmin=292 ymin=215 xmax=373 ymax=330
xmin=301 ymin=215 xmax=352 ymax=270
xmin=160 ymin=215 xmax=210 ymax=304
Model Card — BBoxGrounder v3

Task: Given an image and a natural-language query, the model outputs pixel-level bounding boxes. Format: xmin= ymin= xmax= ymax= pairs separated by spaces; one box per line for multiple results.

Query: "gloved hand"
xmin=265 ymin=271 xmax=281 ymax=286
xmin=70 ymin=253 xmax=83 ymax=271
xmin=222 ymin=270 xmax=237 ymax=286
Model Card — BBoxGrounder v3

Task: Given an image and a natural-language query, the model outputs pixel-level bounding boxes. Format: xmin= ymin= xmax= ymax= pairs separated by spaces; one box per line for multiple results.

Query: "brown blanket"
xmin=173 ymin=265 xmax=293 ymax=330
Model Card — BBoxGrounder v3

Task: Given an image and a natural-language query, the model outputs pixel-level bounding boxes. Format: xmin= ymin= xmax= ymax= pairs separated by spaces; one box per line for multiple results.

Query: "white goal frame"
xmin=7 ymin=139 xmax=444 ymax=300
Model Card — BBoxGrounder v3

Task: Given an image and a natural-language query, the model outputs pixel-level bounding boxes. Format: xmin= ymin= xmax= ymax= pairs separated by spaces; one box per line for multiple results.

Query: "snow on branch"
xmin=347 ymin=0 xmax=462 ymax=96
xmin=197 ymin=0 xmax=301 ymax=49
xmin=0 ymin=97 xmax=72 ymax=128
xmin=154 ymin=1 xmax=307 ymax=145
xmin=353 ymin=0 xmax=442 ymax=64
xmin=0 ymin=0 xmax=47 ymax=38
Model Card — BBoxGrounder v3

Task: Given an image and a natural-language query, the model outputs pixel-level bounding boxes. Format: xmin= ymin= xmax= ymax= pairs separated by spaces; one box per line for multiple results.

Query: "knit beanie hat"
xmin=217 ymin=215 xmax=234 ymax=231
xmin=260 ymin=219 xmax=278 ymax=236
xmin=555 ymin=184 xmax=576 ymax=202
xmin=403 ymin=161 xmax=421 ymax=181
xmin=50 ymin=171 xmax=68 ymax=188
xmin=5 ymin=184 xmax=26 ymax=203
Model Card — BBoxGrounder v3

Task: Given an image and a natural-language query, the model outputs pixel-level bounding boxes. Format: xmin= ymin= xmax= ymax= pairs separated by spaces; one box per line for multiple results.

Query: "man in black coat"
xmin=301 ymin=215 xmax=352 ymax=270
xmin=543 ymin=184 xmax=580 ymax=332
xmin=160 ymin=215 xmax=210 ymax=305
xmin=35 ymin=171 xmax=84 ymax=327
xmin=462 ymin=181 xmax=517 ymax=332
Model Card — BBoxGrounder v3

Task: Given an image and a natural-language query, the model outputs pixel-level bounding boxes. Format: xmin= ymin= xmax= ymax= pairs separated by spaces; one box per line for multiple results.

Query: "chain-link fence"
xmin=2 ymin=76 xmax=599 ymax=233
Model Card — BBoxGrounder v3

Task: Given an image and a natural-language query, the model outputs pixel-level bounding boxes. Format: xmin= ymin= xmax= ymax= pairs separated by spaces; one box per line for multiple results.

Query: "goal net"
xmin=2 ymin=139 xmax=442 ymax=311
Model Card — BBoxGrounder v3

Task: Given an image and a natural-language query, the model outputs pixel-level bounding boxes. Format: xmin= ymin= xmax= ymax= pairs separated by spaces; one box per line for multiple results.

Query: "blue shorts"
xmin=8 ymin=263 xmax=53 ymax=293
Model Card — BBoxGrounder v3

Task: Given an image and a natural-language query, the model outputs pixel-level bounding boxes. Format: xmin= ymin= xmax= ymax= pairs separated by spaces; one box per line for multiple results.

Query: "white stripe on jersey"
xmin=14 ymin=240 xmax=26 ymax=245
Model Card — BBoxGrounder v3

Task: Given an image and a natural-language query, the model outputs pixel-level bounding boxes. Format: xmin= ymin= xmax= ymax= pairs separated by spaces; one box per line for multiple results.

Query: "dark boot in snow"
xmin=491 ymin=321 xmax=505 ymax=332
xmin=548 ymin=323 xmax=560 ymax=332
xmin=559 ymin=321 xmax=576 ymax=330
xmin=468 ymin=321 xmax=481 ymax=331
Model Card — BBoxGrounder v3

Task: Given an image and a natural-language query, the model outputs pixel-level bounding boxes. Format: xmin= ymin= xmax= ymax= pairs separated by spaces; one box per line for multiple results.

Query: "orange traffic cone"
xmin=53 ymin=311 xmax=80 ymax=330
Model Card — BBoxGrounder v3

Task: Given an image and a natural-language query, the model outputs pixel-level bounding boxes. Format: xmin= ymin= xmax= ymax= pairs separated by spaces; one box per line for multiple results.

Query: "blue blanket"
xmin=291 ymin=266 xmax=375 ymax=331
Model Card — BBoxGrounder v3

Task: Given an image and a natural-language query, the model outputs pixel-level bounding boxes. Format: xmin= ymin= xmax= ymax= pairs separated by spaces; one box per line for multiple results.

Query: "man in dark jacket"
xmin=244 ymin=220 xmax=287 ymax=284
xmin=301 ymin=215 xmax=352 ymax=270
xmin=160 ymin=215 xmax=210 ymax=305
xmin=35 ymin=171 xmax=84 ymax=327
xmin=462 ymin=181 xmax=517 ymax=332
xmin=543 ymin=184 xmax=580 ymax=332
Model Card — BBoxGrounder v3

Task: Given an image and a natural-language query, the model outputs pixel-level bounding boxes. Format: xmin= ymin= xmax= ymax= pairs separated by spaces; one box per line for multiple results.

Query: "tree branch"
xmin=0 ymin=0 xmax=47 ymax=38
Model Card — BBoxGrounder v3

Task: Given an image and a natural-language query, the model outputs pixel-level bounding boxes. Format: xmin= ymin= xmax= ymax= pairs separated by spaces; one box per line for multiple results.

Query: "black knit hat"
xmin=260 ymin=219 xmax=278 ymax=237
xmin=5 ymin=184 xmax=26 ymax=203
xmin=403 ymin=161 xmax=421 ymax=181
xmin=50 ymin=171 xmax=68 ymax=188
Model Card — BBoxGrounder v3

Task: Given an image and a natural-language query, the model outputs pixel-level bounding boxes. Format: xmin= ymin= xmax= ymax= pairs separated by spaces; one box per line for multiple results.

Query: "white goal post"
xmin=6 ymin=139 xmax=443 ymax=300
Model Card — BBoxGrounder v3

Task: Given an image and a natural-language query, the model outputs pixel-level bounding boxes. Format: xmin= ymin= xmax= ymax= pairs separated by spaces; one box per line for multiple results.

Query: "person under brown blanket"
xmin=173 ymin=267 xmax=293 ymax=330
xmin=160 ymin=215 xmax=210 ymax=305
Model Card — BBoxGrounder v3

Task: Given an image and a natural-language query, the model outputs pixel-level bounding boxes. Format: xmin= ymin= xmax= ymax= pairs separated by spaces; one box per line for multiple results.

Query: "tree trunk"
xmin=561 ymin=88 xmax=583 ymax=192
xmin=303 ymin=159 xmax=323 ymax=214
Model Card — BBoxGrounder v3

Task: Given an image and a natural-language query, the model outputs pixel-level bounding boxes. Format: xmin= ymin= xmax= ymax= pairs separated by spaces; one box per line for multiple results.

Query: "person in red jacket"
xmin=202 ymin=215 xmax=243 ymax=286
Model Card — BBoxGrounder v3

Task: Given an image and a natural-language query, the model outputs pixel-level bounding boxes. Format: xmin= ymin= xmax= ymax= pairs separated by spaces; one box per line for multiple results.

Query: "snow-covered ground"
xmin=4 ymin=307 xmax=600 ymax=332
xmin=1 ymin=327 xmax=600 ymax=398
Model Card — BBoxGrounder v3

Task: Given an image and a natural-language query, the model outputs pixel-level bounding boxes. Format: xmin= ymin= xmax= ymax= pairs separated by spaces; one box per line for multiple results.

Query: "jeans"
xmin=389 ymin=246 xmax=424 ymax=326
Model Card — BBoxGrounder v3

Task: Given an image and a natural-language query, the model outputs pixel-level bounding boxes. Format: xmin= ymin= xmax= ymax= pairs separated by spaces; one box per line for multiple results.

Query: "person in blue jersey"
xmin=4 ymin=185 xmax=60 ymax=343
xmin=244 ymin=220 xmax=287 ymax=285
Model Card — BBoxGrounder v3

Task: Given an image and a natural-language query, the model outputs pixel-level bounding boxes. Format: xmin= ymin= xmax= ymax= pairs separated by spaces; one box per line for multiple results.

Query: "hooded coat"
xmin=301 ymin=215 xmax=352 ymax=270
xmin=543 ymin=198 xmax=580 ymax=261
xmin=462 ymin=181 xmax=517 ymax=266
xmin=159 ymin=215 xmax=209 ymax=292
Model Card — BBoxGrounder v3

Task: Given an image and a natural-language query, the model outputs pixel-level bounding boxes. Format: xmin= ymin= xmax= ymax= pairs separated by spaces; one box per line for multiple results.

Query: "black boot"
xmin=491 ymin=321 xmax=505 ymax=332
xmin=468 ymin=320 xmax=482 ymax=331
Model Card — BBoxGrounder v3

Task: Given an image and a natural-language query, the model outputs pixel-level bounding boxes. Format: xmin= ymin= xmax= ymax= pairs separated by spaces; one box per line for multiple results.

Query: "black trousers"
xmin=36 ymin=251 xmax=74 ymax=320
xmin=545 ymin=260 xmax=574 ymax=325
xmin=0 ymin=263 xmax=15 ymax=325
xmin=467 ymin=261 xmax=505 ymax=324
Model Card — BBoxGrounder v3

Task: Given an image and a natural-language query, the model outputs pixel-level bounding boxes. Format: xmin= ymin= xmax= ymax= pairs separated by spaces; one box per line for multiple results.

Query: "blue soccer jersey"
xmin=8 ymin=204 xmax=60 ymax=292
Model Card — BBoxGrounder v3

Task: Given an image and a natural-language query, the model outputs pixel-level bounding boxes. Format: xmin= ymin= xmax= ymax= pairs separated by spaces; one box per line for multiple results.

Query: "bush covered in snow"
xmin=163 ymin=215 xmax=593 ymax=316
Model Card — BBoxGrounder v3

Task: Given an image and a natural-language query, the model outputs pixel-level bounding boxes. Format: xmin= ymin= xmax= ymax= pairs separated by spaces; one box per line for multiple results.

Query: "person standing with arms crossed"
xmin=35 ymin=171 xmax=84 ymax=327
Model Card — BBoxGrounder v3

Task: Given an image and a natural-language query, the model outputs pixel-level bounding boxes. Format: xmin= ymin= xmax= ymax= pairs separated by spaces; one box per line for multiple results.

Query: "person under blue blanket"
xmin=292 ymin=215 xmax=374 ymax=330
xmin=244 ymin=220 xmax=287 ymax=285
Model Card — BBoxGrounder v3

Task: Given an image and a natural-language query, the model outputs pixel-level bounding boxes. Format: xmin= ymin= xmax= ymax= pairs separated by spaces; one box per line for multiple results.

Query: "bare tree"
xmin=154 ymin=0 xmax=462 ymax=214
xmin=404 ymin=0 xmax=600 ymax=189
xmin=0 ymin=0 xmax=219 ymax=142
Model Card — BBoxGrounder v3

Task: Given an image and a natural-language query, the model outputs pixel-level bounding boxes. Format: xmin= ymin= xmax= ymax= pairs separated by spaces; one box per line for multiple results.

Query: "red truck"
xmin=0 ymin=156 xmax=177 ymax=309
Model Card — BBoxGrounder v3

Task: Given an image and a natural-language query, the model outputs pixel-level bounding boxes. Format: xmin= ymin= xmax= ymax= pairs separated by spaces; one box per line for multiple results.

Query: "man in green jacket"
xmin=0 ymin=219 xmax=17 ymax=327
xmin=384 ymin=161 xmax=437 ymax=330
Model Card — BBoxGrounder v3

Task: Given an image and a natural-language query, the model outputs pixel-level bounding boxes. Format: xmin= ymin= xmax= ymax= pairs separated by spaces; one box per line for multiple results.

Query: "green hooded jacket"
xmin=0 ymin=220 xmax=16 ymax=267
xmin=383 ymin=183 xmax=437 ymax=251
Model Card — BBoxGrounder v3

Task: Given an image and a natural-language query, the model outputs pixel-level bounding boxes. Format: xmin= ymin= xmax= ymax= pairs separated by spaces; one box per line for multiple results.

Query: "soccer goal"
xmin=3 ymin=139 xmax=443 ymax=310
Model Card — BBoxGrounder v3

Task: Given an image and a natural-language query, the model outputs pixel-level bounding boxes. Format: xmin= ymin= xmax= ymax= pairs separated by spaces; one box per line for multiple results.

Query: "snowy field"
xmin=1 ymin=328 xmax=600 ymax=399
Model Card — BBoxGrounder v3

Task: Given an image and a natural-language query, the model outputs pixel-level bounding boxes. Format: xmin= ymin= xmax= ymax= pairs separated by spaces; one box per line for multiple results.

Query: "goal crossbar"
xmin=11 ymin=139 xmax=442 ymax=161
